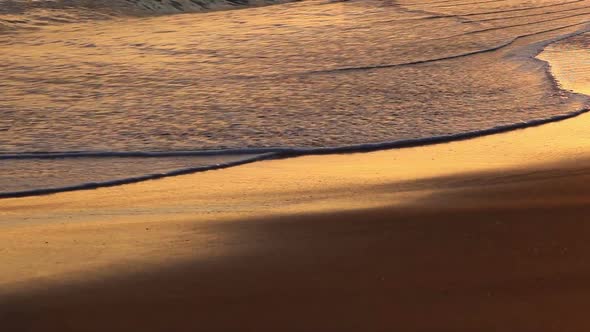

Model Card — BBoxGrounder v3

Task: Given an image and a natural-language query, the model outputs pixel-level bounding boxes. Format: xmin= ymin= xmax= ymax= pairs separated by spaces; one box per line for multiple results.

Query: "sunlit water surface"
xmin=540 ymin=32 xmax=590 ymax=95
xmin=1 ymin=0 xmax=590 ymax=194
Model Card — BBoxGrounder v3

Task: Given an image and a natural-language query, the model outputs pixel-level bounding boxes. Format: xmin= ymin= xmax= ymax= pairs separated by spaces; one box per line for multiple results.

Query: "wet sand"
xmin=2 ymin=105 xmax=590 ymax=330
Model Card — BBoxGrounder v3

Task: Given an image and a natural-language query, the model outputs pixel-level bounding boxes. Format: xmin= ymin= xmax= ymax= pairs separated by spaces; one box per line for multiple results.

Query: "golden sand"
xmin=2 ymin=99 xmax=590 ymax=290
xmin=2 ymin=109 xmax=590 ymax=331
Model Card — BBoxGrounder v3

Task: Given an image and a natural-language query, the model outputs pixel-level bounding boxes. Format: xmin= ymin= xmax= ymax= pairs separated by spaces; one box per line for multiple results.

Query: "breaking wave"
xmin=0 ymin=0 xmax=293 ymax=32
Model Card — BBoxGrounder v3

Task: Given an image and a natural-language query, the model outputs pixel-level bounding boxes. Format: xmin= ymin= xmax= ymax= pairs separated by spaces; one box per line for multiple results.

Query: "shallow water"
xmin=0 ymin=154 xmax=259 ymax=194
xmin=539 ymin=32 xmax=590 ymax=94
xmin=1 ymin=0 xmax=590 ymax=195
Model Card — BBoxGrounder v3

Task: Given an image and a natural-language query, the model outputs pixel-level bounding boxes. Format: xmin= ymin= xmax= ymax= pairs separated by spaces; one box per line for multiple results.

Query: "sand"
xmin=2 ymin=104 xmax=590 ymax=330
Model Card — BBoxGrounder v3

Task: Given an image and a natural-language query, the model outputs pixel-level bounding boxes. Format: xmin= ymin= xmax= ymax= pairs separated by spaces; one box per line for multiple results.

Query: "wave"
xmin=1 ymin=106 xmax=589 ymax=199
xmin=2 ymin=3 xmax=590 ymax=199
xmin=0 ymin=0 xmax=294 ymax=33
xmin=0 ymin=153 xmax=276 ymax=198
xmin=2 ymin=107 xmax=589 ymax=161
xmin=2 ymin=24 xmax=590 ymax=199
xmin=0 ymin=0 xmax=290 ymax=15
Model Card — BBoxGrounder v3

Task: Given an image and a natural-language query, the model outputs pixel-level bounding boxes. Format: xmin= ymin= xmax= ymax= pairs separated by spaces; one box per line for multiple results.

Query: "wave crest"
xmin=0 ymin=0 xmax=292 ymax=33
xmin=0 ymin=0 xmax=287 ymax=14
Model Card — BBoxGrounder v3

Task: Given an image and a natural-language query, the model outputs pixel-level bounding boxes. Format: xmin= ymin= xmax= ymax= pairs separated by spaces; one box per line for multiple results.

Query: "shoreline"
xmin=2 ymin=94 xmax=590 ymax=286
xmin=2 ymin=23 xmax=590 ymax=290
xmin=4 ymin=0 xmax=590 ymax=198
xmin=1 ymin=105 xmax=588 ymax=199
xmin=3 ymin=107 xmax=590 ymax=330
xmin=2 ymin=3 xmax=590 ymax=330
xmin=2 ymin=24 xmax=589 ymax=199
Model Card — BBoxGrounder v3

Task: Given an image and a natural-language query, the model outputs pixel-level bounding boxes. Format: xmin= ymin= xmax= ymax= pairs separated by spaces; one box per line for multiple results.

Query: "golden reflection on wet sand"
xmin=1 ymin=96 xmax=590 ymax=290
xmin=539 ymin=32 xmax=590 ymax=94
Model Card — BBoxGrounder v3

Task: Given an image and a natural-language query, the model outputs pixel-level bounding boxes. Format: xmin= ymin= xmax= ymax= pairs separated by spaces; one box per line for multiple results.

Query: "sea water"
xmin=1 ymin=0 xmax=589 ymax=196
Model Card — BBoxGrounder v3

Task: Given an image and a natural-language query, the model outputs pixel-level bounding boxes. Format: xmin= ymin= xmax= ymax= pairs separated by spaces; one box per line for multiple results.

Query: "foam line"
xmin=0 ymin=153 xmax=278 ymax=199
xmin=0 ymin=149 xmax=282 ymax=160
xmin=299 ymin=20 xmax=590 ymax=75
xmin=460 ymin=0 xmax=586 ymax=17
xmin=471 ymin=5 xmax=590 ymax=23
xmin=2 ymin=12 xmax=590 ymax=199
xmin=219 ymin=21 xmax=590 ymax=80
xmin=2 ymin=106 xmax=589 ymax=199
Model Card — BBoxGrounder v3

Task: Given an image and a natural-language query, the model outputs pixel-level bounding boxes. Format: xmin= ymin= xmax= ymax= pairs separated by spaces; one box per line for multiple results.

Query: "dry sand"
xmin=2 ymin=107 xmax=590 ymax=330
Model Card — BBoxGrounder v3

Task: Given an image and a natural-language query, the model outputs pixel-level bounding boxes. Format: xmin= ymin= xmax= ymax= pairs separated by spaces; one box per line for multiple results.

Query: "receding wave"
xmin=1 ymin=106 xmax=589 ymax=199
xmin=2 ymin=106 xmax=590 ymax=161
xmin=0 ymin=153 xmax=274 ymax=198
xmin=2 ymin=0 xmax=590 ymax=198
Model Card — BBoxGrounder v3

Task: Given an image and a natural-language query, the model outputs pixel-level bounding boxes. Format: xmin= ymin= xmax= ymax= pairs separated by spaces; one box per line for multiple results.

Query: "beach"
xmin=2 ymin=105 xmax=590 ymax=330
xmin=3 ymin=0 xmax=590 ymax=330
